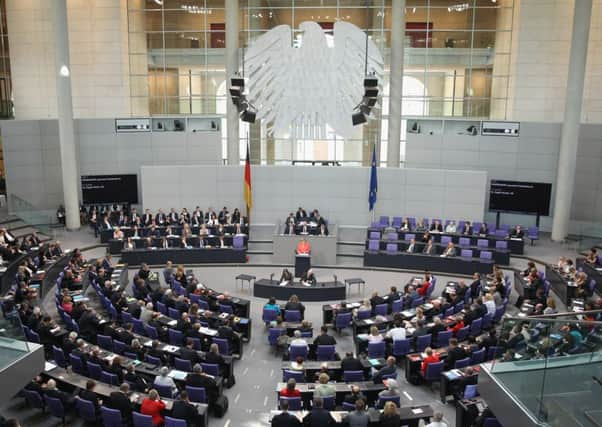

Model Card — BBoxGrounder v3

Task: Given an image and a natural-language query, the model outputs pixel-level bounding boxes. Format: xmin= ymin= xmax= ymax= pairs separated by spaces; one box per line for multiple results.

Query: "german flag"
xmin=244 ymin=143 xmax=252 ymax=216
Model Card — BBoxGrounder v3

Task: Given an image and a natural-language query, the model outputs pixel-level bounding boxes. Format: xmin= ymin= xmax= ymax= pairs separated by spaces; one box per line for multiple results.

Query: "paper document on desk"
xmin=200 ymin=327 xmax=217 ymax=336
xmin=164 ymin=345 xmax=179 ymax=353
xmin=168 ymin=369 xmax=188 ymax=380
xmin=167 ymin=320 xmax=177 ymax=326
xmin=364 ymin=319 xmax=374 ymax=325
xmin=411 ymin=408 xmax=423 ymax=415
xmin=45 ymin=362 xmax=57 ymax=372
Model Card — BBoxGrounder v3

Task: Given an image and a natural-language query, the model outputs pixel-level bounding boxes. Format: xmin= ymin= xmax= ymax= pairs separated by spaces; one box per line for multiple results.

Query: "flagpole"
xmin=246 ymin=133 xmax=251 ymax=226
xmin=371 ymin=139 xmax=375 ymax=223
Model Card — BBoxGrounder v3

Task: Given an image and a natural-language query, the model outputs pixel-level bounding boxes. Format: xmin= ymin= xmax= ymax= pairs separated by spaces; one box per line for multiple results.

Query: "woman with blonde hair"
xmin=140 ymin=389 xmax=166 ymax=426
xmin=313 ymin=373 xmax=335 ymax=397
xmin=367 ymin=325 xmax=384 ymax=343
xmin=379 ymin=401 xmax=401 ymax=427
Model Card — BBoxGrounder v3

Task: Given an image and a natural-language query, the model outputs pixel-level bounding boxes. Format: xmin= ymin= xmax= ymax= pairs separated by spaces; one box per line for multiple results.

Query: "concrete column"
xmin=248 ymin=0 xmax=262 ymax=164
xmin=551 ymin=0 xmax=592 ymax=241
xmin=52 ymin=0 xmax=80 ymax=230
xmin=225 ymin=0 xmax=240 ymax=165
xmin=386 ymin=0 xmax=405 ymax=168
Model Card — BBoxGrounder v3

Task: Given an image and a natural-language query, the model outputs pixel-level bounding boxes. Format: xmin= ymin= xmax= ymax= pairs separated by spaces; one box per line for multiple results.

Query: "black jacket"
xmin=272 ymin=411 xmax=302 ymax=427
xmin=172 ymin=400 xmax=199 ymax=426
xmin=303 ymin=408 xmax=336 ymax=427
xmin=107 ymin=391 xmax=133 ymax=420
xmin=341 ymin=357 xmax=364 ymax=372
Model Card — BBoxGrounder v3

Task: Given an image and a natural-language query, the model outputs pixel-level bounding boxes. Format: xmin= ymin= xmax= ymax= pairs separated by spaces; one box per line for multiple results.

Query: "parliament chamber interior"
xmin=0 ymin=1 xmax=600 ymax=427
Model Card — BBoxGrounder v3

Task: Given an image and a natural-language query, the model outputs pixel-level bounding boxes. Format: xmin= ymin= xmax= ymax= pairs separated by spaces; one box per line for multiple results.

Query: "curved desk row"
xmin=367 ymin=229 xmax=524 ymax=255
xmin=120 ymin=247 xmax=247 ymax=266
xmin=0 ymin=244 xmax=49 ymax=296
xmin=108 ymin=235 xmax=249 ymax=255
xmin=254 ymin=279 xmax=346 ymax=302
xmin=100 ymin=224 xmax=249 ymax=243
xmin=363 ymin=251 xmax=494 ymax=275
xmin=366 ymin=240 xmax=510 ymax=266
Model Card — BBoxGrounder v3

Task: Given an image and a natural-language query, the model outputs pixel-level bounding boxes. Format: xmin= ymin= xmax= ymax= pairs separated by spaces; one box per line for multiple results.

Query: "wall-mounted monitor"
xmin=81 ymin=174 xmax=138 ymax=204
xmin=489 ymin=180 xmax=552 ymax=216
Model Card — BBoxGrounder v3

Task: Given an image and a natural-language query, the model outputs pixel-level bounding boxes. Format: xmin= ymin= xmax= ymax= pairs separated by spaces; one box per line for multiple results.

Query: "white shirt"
xmin=386 ymin=327 xmax=406 ymax=341
xmin=426 ymin=422 xmax=447 ymax=427
xmin=485 ymin=300 xmax=496 ymax=315
xmin=445 ymin=224 xmax=456 ymax=233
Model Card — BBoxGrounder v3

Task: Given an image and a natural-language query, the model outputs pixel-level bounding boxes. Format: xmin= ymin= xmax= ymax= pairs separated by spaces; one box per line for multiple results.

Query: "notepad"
xmin=368 ymin=358 xmax=380 ymax=366
xmin=45 ymin=362 xmax=57 ymax=372
xmin=411 ymin=408 xmax=423 ymax=415
xmin=167 ymin=320 xmax=177 ymax=326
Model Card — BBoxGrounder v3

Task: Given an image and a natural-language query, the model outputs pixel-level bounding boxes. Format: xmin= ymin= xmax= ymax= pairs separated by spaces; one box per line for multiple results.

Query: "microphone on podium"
xmin=333 ymin=274 xmax=338 ymax=283
xmin=270 ymin=273 xmax=274 ymax=282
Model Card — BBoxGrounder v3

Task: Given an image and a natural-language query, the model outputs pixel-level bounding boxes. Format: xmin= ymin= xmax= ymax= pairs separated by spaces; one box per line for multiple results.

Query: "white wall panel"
xmin=140 ymin=165 xmax=487 ymax=226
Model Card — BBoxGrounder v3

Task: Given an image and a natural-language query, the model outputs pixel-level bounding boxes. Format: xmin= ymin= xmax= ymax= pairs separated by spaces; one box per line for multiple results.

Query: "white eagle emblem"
xmin=245 ymin=21 xmax=384 ymax=140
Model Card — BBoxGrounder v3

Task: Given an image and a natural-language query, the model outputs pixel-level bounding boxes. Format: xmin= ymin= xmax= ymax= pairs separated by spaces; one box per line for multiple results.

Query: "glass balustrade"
xmin=487 ymin=313 xmax=602 ymax=426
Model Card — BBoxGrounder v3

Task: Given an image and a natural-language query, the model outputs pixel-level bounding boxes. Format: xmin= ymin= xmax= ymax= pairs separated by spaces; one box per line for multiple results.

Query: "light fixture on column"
xmin=59 ymin=65 xmax=70 ymax=77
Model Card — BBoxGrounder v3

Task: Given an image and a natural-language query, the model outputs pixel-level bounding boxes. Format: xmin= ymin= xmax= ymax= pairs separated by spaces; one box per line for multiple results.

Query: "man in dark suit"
xmin=313 ymin=326 xmax=337 ymax=346
xmin=180 ymin=339 xmax=201 ymax=365
xmin=107 ymin=383 xmax=133 ymax=423
xmin=172 ymin=390 xmax=200 ymax=427
xmin=373 ymin=356 xmax=397 ymax=384
xmin=44 ymin=379 xmax=74 ymax=408
xmin=295 ymin=207 xmax=307 ymax=222
xmin=186 ymin=364 xmax=219 ymax=402
xmin=444 ymin=338 xmax=467 ymax=370
xmin=341 ymin=352 xmax=364 ymax=372
xmin=115 ymin=323 xmax=135 ymax=345
xmin=78 ymin=380 xmax=101 ymax=412
xmin=169 ymin=208 xmax=179 ymax=225
xmin=461 ymin=222 xmax=473 ymax=235
xmin=271 ymin=399 xmax=301 ymax=427
xmin=143 ymin=209 xmax=153 ymax=226
xmin=302 ymin=397 xmax=336 ymax=427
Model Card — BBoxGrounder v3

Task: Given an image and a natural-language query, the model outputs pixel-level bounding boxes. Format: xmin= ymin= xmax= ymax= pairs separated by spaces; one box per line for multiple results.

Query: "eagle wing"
xmin=245 ymin=25 xmax=294 ymax=135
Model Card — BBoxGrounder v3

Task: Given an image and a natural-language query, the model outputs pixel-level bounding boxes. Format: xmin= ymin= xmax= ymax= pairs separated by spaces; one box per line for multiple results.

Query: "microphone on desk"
xmin=333 ymin=274 xmax=337 ymax=283
xmin=270 ymin=273 xmax=274 ymax=282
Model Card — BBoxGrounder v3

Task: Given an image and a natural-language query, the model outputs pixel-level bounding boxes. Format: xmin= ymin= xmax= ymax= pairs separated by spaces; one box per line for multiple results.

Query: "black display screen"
xmin=81 ymin=174 xmax=138 ymax=204
xmin=488 ymin=180 xmax=552 ymax=216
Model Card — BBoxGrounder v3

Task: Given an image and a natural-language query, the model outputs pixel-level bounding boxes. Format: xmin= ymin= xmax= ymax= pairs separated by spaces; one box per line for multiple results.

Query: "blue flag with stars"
xmin=369 ymin=144 xmax=378 ymax=211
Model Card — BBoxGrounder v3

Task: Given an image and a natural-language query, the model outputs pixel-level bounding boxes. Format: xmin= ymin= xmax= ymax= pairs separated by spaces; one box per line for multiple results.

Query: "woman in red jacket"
xmin=140 ymin=389 xmax=166 ymax=426
xmin=280 ymin=378 xmax=301 ymax=397
xmin=420 ymin=347 xmax=440 ymax=375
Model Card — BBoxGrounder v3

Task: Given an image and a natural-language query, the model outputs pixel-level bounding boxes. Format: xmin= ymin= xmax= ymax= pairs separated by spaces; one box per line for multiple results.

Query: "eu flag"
xmin=369 ymin=145 xmax=378 ymax=211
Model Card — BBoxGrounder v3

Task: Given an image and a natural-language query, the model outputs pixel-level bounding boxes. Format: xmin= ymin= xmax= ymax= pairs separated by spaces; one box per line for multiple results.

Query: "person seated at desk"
xmin=280 ymin=378 xmax=301 ymax=398
xmin=415 ymin=220 xmax=427 ymax=232
xmin=484 ymin=293 xmax=496 ymax=315
xmin=477 ymin=223 xmax=488 ymax=236
xmin=131 ymin=225 xmax=142 ymax=239
xmin=369 ymin=291 xmax=386 ymax=312
xmin=430 ymin=220 xmax=443 ymax=233
xmin=510 ymin=225 xmax=524 ymax=238
xmin=444 ymin=338 xmax=467 ymax=370
xmin=172 ymin=390 xmax=201 ymax=427
xmin=79 ymin=379 xmax=102 ymax=414
xmin=300 ymin=269 xmax=316 ymax=286
xmin=344 ymin=385 xmax=367 ymax=405
xmin=585 ymin=247 xmax=599 ymax=265
xmin=461 ymin=221 xmax=473 ymax=235
xmin=113 ymin=227 xmax=124 ymax=240
xmin=101 ymin=216 xmax=113 ymax=230
xmin=343 ymin=399 xmax=369 ymax=427
xmin=142 ymin=209 xmax=153 ymax=226
xmin=445 ymin=221 xmax=457 ymax=233
xmin=318 ymin=224 xmax=329 ymax=236
xmin=191 ymin=210 xmax=203 ymax=227
xmin=303 ymin=397 xmax=336 ymax=427
xmin=289 ymin=329 xmax=308 ymax=350
xmin=44 ymin=379 xmax=75 ymax=409
xmin=426 ymin=412 xmax=448 ymax=427
xmin=283 ymin=222 xmax=295 ymax=236
xmin=386 ymin=318 xmax=407 ymax=342
xmin=295 ymin=207 xmax=307 ymax=222
xmin=399 ymin=218 xmax=411 ymax=231
xmin=272 ymin=399 xmax=301 ymax=427
xmin=285 ymin=295 xmax=305 ymax=318
xmin=448 ymin=315 xmax=465 ymax=337
xmin=285 ymin=212 xmax=296 ymax=226
xmin=367 ymin=325 xmax=384 ymax=344
xmin=379 ymin=401 xmax=402 ymax=427
xmin=423 ymin=239 xmax=435 ymax=255
xmin=165 ymin=225 xmax=176 ymax=237
xmin=440 ymin=242 xmax=456 ymax=257
xmin=341 ymin=352 xmax=364 ymax=372
xmin=373 ymin=356 xmax=397 ymax=384
xmin=217 ymin=235 xmax=227 ymax=248
xmin=314 ymin=373 xmax=335 ymax=398
xmin=421 ymin=347 xmax=440 ymax=375
xmin=279 ymin=268 xmax=293 ymax=286
xmin=314 ymin=325 xmax=337 ymax=346
xmin=428 ymin=316 xmax=446 ymax=339
xmin=262 ymin=298 xmax=280 ymax=319
xmin=417 ymin=277 xmax=430 ymax=296
xmin=299 ymin=223 xmax=310 ymax=235
xmin=155 ymin=209 xmax=167 ymax=226
xmin=406 ymin=238 xmax=417 ymax=253
xmin=378 ymin=378 xmax=400 ymax=398
xmin=141 ymin=389 xmax=166 ymax=427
